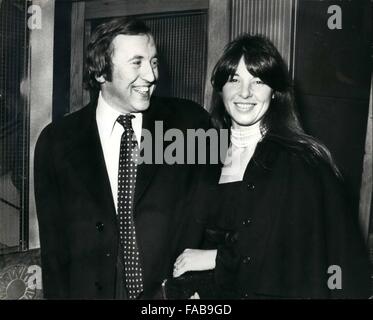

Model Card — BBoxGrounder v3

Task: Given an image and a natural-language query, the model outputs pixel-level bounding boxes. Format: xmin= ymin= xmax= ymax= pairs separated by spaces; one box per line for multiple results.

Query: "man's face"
xmin=99 ymin=34 xmax=159 ymax=113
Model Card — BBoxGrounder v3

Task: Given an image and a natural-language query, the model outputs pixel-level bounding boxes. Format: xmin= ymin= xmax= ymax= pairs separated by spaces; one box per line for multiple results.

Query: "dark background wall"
xmin=294 ymin=0 xmax=372 ymax=210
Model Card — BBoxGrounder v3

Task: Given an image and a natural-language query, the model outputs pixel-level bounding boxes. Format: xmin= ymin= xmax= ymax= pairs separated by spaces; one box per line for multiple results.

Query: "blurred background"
xmin=0 ymin=0 xmax=371 ymax=299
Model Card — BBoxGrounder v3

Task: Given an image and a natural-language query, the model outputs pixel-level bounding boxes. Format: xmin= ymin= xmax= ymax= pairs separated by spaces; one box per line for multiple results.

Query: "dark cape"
xmin=187 ymin=136 xmax=371 ymax=299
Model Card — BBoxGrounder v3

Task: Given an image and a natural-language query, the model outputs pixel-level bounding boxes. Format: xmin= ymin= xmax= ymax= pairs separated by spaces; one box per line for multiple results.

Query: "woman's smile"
xmin=234 ymin=102 xmax=257 ymax=111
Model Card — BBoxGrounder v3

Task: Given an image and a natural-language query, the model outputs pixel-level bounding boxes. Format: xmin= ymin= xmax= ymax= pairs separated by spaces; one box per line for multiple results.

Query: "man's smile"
xmin=132 ymin=85 xmax=153 ymax=98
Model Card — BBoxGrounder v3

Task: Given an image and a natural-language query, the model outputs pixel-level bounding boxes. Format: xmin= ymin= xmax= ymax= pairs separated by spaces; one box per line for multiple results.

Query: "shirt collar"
xmin=96 ymin=91 xmax=143 ymax=140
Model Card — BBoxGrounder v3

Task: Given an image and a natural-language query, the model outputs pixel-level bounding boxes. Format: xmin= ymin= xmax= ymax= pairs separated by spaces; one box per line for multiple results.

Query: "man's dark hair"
xmin=84 ymin=18 xmax=152 ymax=93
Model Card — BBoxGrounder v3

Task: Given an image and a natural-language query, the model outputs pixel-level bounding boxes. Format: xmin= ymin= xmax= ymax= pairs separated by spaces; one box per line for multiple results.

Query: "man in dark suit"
xmin=34 ymin=18 xmax=210 ymax=299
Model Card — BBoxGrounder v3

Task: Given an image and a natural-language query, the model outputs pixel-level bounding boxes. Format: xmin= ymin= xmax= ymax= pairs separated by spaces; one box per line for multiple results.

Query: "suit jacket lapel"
xmin=65 ymin=98 xmax=169 ymax=212
xmin=66 ymin=102 xmax=116 ymax=217
xmin=134 ymin=98 xmax=171 ymax=206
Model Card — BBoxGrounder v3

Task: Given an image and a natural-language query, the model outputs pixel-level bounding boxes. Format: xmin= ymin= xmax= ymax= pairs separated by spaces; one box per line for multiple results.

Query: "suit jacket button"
xmin=243 ymin=256 xmax=251 ymax=264
xmin=242 ymin=219 xmax=251 ymax=226
xmin=106 ymin=252 xmax=111 ymax=257
xmin=247 ymin=183 xmax=255 ymax=190
xmin=96 ymin=222 xmax=104 ymax=232
xmin=225 ymin=232 xmax=238 ymax=244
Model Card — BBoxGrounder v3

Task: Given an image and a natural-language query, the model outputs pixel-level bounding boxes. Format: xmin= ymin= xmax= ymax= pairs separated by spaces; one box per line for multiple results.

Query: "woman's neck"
xmin=230 ymin=122 xmax=262 ymax=148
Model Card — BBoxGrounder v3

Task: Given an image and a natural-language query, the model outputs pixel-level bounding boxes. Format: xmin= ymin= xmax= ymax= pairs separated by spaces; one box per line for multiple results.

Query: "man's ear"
xmin=95 ymin=75 xmax=106 ymax=84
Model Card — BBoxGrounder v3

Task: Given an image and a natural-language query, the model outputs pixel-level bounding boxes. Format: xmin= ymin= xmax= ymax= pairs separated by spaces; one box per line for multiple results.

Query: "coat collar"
xmin=239 ymin=136 xmax=283 ymax=183
xmin=250 ymin=137 xmax=283 ymax=170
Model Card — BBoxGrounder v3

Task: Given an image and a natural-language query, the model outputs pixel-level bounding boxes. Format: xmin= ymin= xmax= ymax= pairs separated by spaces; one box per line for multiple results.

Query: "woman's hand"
xmin=173 ymin=249 xmax=217 ymax=278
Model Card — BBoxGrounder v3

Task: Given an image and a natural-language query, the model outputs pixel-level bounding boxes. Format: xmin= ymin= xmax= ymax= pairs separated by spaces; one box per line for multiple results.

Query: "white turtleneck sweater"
xmin=219 ymin=122 xmax=263 ymax=184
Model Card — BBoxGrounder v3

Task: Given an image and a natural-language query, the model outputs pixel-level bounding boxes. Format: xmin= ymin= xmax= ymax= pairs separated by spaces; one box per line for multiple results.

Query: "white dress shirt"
xmin=96 ymin=92 xmax=143 ymax=212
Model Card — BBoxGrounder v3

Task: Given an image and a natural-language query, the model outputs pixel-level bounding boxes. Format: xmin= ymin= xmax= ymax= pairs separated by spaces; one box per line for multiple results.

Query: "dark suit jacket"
xmin=34 ymin=96 xmax=210 ymax=299
xmin=197 ymin=137 xmax=371 ymax=299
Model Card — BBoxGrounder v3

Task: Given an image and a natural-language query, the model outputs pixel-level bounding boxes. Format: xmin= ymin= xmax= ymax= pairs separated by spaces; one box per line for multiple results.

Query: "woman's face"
xmin=221 ymin=56 xmax=273 ymax=129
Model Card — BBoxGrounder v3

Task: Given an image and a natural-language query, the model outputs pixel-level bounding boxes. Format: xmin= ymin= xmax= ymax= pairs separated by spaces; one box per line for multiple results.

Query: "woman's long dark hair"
xmin=210 ymin=34 xmax=341 ymax=177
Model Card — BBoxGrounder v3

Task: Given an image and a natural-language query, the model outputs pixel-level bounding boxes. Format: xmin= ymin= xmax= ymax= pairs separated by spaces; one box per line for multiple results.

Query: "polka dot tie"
xmin=116 ymin=114 xmax=143 ymax=299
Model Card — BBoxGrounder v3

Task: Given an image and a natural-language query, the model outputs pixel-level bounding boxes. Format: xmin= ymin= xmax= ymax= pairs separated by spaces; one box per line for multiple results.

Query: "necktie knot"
xmin=117 ymin=114 xmax=134 ymax=129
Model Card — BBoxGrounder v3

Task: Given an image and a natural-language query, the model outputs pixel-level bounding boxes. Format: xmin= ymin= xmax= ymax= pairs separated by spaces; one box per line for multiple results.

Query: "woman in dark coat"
xmin=173 ymin=34 xmax=371 ymax=299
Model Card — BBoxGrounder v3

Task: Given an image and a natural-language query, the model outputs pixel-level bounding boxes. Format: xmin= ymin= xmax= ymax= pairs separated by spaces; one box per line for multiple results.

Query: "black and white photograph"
xmin=0 ymin=0 xmax=372 ymax=309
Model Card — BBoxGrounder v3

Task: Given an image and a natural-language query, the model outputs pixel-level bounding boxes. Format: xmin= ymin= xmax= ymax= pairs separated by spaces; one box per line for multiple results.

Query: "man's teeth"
xmin=134 ymin=87 xmax=150 ymax=93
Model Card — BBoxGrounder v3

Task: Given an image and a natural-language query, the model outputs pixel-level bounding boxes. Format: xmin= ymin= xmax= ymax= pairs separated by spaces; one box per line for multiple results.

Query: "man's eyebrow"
xmin=128 ymin=54 xmax=159 ymax=60
xmin=129 ymin=55 xmax=144 ymax=60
